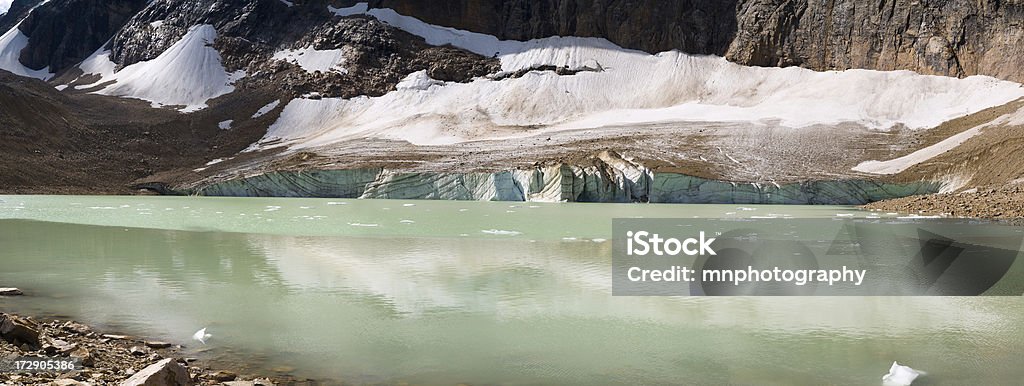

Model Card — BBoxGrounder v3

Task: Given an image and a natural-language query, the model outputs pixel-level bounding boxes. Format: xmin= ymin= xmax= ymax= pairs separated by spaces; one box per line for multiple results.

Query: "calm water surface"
xmin=0 ymin=196 xmax=1021 ymax=385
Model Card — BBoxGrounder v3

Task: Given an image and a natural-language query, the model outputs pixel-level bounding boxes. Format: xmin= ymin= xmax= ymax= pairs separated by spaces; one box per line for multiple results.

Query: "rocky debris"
xmin=0 ymin=288 xmax=24 ymax=296
xmin=0 ymin=313 xmax=41 ymax=348
xmin=0 ymin=312 xmax=289 ymax=386
xmin=121 ymin=358 xmax=191 ymax=386
xmin=864 ymin=185 xmax=1024 ymax=220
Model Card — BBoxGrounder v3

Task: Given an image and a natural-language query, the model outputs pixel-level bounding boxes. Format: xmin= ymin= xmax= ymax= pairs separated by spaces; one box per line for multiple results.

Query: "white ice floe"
xmin=481 ymin=229 xmax=522 ymax=236
xmin=882 ymin=361 xmax=924 ymax=386
xmin=192 ymin=328 xmax=211 ymax=344
xmin=76 ymin=25 xmax=244 ymax=112
xmin=271 ymin=46 xmax=347 ymax=74
xmin=0 ymin=23 xmax=54 ymax=79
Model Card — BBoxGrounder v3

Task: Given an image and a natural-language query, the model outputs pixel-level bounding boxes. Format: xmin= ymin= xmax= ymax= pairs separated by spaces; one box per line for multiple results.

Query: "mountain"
xmin=0 ymin=0 xmax=1022 ymax=204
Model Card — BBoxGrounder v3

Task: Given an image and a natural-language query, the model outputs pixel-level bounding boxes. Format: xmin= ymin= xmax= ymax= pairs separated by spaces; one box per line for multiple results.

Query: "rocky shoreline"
xmin=0 ymin=298 xmax=302 ymax=386
xmin=864 ymin=185 xmax=1024 ymax=219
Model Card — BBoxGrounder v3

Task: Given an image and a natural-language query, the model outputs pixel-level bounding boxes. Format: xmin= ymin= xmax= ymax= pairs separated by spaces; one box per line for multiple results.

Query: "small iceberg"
xmin=882 ymin=361 xmax=924 ymax=386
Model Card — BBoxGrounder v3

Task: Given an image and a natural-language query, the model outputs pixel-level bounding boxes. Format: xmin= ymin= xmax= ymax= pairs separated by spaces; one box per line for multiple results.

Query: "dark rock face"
xmin=726 ymin=0 xmax=1024 ymax=81
xmin=0 ymin=0 xmax=45 ymax=33
xmin=372 ymin=0 xmax=741 ymax=55
xmin=373 ymin=0 xmax=1024 ymax=82
xmin=17 ymin=0 xmax=148 ymax=73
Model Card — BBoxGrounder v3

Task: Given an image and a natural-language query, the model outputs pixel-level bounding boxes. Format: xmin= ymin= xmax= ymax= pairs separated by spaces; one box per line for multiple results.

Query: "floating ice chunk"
xmin=348 ymin=222 xmax=379 ymax=227
xmin=481 ymin=229 xmax=521 ymax=236
xmin=882 ymin=361 xmax=924 ymax=386
xmin=192 ymin=328 xmax=211 ymax=344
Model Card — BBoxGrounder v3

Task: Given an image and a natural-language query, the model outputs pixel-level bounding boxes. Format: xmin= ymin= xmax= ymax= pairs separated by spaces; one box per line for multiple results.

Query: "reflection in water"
xmin=0 ymin=211 xmax=1022 ymax=384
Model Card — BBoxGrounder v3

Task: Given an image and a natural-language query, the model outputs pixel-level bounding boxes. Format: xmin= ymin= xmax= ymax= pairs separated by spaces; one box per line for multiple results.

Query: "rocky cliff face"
xmin=18 ymin=0 xmax=148 ymax=73
xmin=373 ymin=0 xmax=1024 ymax=82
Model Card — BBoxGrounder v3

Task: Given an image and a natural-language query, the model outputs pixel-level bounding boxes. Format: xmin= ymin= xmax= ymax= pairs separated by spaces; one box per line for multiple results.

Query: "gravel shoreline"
xmin=863 ymin=186 xmax=1024 ymax=219
xmin=0 ymin=307 xmax=305 ymax=386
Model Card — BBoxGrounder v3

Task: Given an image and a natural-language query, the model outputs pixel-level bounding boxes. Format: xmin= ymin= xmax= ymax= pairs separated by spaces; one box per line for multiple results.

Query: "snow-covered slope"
xmin=77 ymin=24 xmax=243 ymax=112
xmin=0 ymin=23 xmax=53 ymax=79
xmin=0 ymin=1 xmax=13 ymax=16
xmin=251 ymin=4 xmax=1024 ymax=148
xmin=853 ymin=104 xmax=1024 ymax=174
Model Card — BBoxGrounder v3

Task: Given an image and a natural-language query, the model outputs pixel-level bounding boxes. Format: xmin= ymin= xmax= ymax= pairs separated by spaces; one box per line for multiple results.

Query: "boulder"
xmin=70 ymin=346 xmax=95 ymax=367
xmin=120 ymin=358 xmax=192 ymax=386
xmin=0 ymin=313 xmax=41 ymax=348
xmin=210 ymin=370 xmax=237 ymax=382
xmin=145 ymin=341 xmax=173 ymax=349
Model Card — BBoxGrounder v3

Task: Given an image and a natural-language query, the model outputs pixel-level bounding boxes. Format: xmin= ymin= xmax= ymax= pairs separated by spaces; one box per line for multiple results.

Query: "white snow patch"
xmin=54 ymin=84 xmax=67 ymax=91
xmin=83 ymin=25 xmax=244 ymax=112
xmin=205 ymin=158 xmax=225 ymax=166
xmin=218 ymin=119 xmax=233 ymax=130
xmin=395 ymin=70 xmax=442 ymax=90
xmin=328 ymin=2 xmax=368 ymax=16
xmin=279 ymin=0 xmax=294 ymax=6
xmin=149 ymin=20 xmax=164 ymax=28
xmin=271 ymin=46 xmax=347 ymax=74
xmin=0 ymin=23 xmax=53 ymax=79
xmin=0 ymin=1 xmax=12 ymax=15
xmin=252 ymin=100 xmax=281 ymax=118
xmin=255 ymin=6 xmax=1024 ymax=149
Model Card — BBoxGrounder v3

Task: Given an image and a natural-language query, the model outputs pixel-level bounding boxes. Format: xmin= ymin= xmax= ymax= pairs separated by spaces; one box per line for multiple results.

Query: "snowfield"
xmin=249 ymin=3 xmax=1024 ymax=149
xmin=75 ymin=25 xmax=244 ymax=112
xmin=271 ymin=46 xmax=348 ymax=74
xmin=0 ymin=23 xmax=54 ymax=79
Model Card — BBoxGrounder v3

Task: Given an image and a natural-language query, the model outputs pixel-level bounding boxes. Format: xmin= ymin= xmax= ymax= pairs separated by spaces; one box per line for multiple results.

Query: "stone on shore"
xmin=145 ymin=341 xmax=173 ymax=349
xmin=210 ymin=370 xmax=237 ymax=381
xmin=71 ymin=346 xmax=96 ymax=367
xmin=120 ymin=358 xmax=192 ymax=386
xmin=0 ymin=288 xmax=23 ymax=296
xmin=0 ymin=313 xmax=41 ymax=348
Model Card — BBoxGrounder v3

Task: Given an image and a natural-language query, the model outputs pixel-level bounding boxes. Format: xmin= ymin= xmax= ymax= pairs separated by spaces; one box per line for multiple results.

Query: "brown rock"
xmin=145 ymin=341 xmax=173 ymax=349
xmin=120 ymin=358 xmax=192 ymax=386
xmin=0 ymin=313 xmax=41 ymax=348
xmin=70 ymin=346 xmax=95 ymax=367
xmin=210 ymin=370 xmax=237 ymax=382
